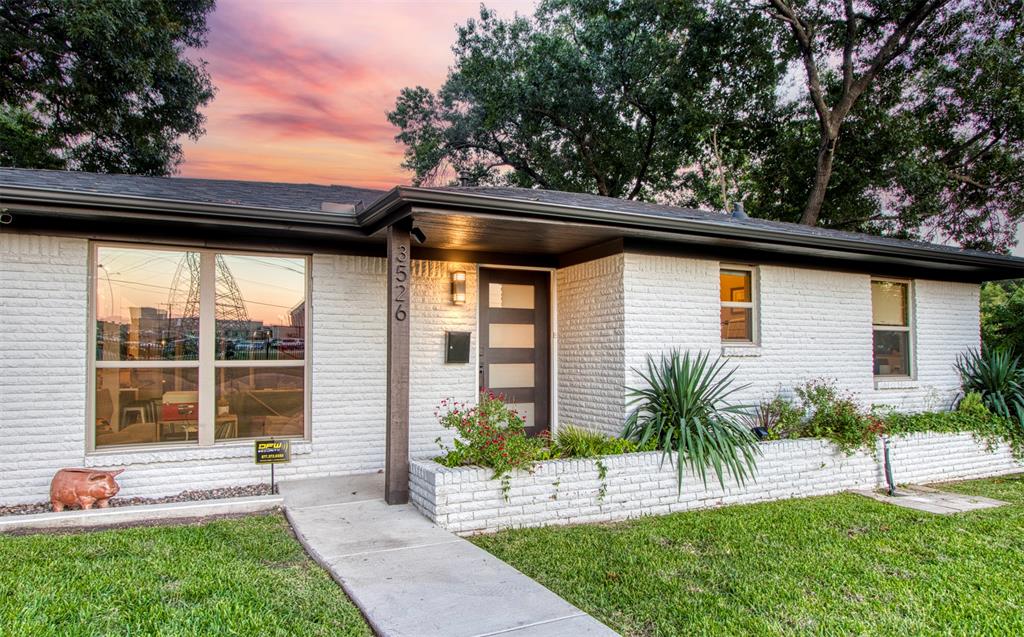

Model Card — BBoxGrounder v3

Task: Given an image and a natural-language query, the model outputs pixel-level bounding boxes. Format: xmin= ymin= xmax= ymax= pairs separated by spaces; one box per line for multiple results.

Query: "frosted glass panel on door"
xmin=489 ymin=323 xmax=534 ymax=348
xmin=488 ymin=283 xmax=534 ymax=309
xmin=489 ymin=363 xmax=534 ymax=388
xmin=507 ymin=403 xmax=535 ymax=430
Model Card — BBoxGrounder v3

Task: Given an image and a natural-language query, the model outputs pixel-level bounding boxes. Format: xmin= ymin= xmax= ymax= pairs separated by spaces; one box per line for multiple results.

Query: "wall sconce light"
xmin=450 ymin=271 xmax=467 ymax=305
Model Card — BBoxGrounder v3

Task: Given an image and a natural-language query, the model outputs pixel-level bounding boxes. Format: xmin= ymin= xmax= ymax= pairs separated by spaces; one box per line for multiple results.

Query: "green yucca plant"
xmin=956 ymin=348 xmax=1024 ymax=427
xmin=623 ymin=350 xmax=760 ymax=490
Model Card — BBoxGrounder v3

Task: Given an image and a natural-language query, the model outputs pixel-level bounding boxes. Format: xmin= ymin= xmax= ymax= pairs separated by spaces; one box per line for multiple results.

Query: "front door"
xmin=479 ymin=268 xmax=550 ymax=436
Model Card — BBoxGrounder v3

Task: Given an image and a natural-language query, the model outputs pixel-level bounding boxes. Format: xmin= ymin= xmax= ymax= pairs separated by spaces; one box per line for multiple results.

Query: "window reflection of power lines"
xmin=167 ymin=254 xmax=251 ymax=336
xmin=104 ymin=278 xmax=297 ymax=309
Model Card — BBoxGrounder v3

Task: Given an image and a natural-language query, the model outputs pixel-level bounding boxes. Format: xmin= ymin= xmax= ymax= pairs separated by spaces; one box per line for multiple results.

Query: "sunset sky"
xmin=178 ymin=0 xmax=537 ymax=190
xmin=178 ymin=0 xmax=1022 ymax=254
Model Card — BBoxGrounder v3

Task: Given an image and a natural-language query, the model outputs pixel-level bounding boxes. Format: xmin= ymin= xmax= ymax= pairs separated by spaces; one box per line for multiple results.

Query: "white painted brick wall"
xmin=0 ymin=232 xmax=985 ymax=508
xmin=410 ymin=261 xmax=478 ymax=458
xmin=875 ymin=280 xmax=980 ymax=412
xmin=556 ymin=255 xmax=625 ymax=437
xmin=410 ymin=433 xmax=1023 ymax=535
xmin=0 ymin=234 xmax=469 ymax=506
xmin=616 ymin=254 xmax=980 ymax=425
xmin=1 ymin=235 xmax=89 ymax=504
xmin=888 ymin=432 xmax=1021 ymax=484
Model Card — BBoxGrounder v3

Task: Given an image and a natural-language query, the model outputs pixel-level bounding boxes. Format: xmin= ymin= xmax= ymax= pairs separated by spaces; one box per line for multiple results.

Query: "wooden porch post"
xmin=385 ymin=220 xmax=412 ymax=504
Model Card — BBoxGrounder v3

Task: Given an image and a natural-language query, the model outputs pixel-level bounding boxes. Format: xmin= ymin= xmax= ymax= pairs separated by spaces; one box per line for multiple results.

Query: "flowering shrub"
xmin=434 ymin=391 xmax=545 ymax=480
xmin=747 ymin=379 xmax=875 ymax=453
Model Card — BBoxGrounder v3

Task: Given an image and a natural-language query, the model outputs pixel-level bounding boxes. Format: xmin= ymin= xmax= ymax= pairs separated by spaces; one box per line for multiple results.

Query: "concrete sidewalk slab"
xmin=478 ymin=614 xmax=622 ymax=636
xmin=282 ymin=475 xmax=618 ymax=637
xmin=326 ymin=539 xmax=601 ymax=637
xmin=277 ymin=472 xmax=383 ymax=509
xmin=288 ymin=500 xmax=458 ymax=559
xmin=854 ymin=484 xmax=1007 ymax=514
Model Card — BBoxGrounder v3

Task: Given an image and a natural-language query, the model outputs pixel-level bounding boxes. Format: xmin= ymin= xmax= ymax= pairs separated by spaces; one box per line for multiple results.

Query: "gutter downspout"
xmin=882 ymin=435 xmax=896 ymax=496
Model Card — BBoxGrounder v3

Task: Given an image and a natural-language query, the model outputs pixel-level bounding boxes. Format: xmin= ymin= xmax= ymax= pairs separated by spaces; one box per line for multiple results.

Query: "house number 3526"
xmin=393 ymin=244 xmax=409 ymax=321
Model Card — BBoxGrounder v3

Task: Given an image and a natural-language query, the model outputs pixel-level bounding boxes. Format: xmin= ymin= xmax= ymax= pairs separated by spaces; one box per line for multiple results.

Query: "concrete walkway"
xmin=854 ymin=484 xmax=1008 ymax=514
xmin=279 ymin=474 xmax=617 ymax=637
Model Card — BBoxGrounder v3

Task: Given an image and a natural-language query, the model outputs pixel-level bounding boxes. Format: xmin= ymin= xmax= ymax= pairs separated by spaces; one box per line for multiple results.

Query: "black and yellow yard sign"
xmin=254 ymin=439 xmax=291 ymax=464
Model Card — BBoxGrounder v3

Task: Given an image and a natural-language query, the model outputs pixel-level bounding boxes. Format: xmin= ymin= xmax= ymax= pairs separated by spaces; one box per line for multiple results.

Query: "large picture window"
xmin=720 ymin=267 xmax=758 ymax=343
xmin=92 ymin=245 xmax=308 ymax=449
xmin=871 ymin=279 xmax=912 ymax=378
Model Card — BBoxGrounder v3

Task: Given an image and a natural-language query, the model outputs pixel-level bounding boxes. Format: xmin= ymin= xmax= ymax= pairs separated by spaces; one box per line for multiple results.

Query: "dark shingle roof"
xmin=2 ymin=167 xmax=1019 ymax=274
xmin=0 ymin=167 xmax=383 ymax=213
xmin=427 ymin=185 xmax=1003 ymax=261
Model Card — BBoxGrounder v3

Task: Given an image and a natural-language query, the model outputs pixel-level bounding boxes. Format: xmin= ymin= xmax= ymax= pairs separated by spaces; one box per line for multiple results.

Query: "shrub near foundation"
xmin=434 ymin=394 xmax=639 ymax=483
xmin=623 ymin=350 xmax=761 ymax=489
xmin=549 ymin=425 xmax=643 ymax=458
xmin=885 ymin=392 xmax=1024 ymax=459
xmin=957 ymin=348 xmax=1024 ymax=426
xmin=750 ymin=379 xmax=877 ymax=454
xmin=434 ymin=391 xmax=543 ymax=479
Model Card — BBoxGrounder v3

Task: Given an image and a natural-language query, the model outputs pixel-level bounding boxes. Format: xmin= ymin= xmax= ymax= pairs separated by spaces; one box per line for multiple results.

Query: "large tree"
xmin=0 ymin=0 xmax=215 ymax=175
xmin=390 ymin=0 xmax=1024 ymax=251
xmin=388 ymin=0 xmax=781 ymax=199
xmin=760 ymin=0 xmax=1024 ymax=249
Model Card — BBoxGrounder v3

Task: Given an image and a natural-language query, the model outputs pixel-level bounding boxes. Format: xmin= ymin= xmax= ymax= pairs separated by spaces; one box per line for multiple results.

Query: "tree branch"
xmin=626 ymin=111 xmax=658 ymax=200
xmin=842 ymin=0 xmax=856 ymax=96
xmin=946 ymin=169 xmax=995 ymax=190
xmin=838 ymin=0 xmax=950 ymax=118
xmin=767 ymin=0 xmax=831 ymax=129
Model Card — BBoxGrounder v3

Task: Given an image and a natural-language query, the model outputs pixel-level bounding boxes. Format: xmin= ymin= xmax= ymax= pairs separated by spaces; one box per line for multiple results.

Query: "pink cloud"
xmin=235 ymin=111 xmax=395 ymax=142
xmin=181 ymin=0 xmax=537 ymax=188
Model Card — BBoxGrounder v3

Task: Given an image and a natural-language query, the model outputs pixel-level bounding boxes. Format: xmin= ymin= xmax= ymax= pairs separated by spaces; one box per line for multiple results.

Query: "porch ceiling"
xmin=410 ymin=209 xmax=621 ymax=256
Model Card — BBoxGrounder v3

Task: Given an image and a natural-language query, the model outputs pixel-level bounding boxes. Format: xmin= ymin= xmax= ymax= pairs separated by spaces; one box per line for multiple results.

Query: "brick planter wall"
xmin=409 ymin=433 xmax=1022 ymax=535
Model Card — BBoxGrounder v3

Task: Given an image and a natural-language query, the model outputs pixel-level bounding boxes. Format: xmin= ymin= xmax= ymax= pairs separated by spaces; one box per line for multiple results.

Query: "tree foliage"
xmin=0 ymin=0 xmax=215 ymax=175
xmin=759 ymin=0 xmax=1024 ymax=250
xmin=388 ymin=0 xmax=782 ymax=199
xmin=981 ymin=280 xmax=1024 ymax=355
xmin=389 ymin=0 xmax=1024 ymax=251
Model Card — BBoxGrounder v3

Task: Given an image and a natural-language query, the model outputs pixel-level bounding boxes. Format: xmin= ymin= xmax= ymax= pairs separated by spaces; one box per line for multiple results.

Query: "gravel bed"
xmin=0 ymin=484 xmax=274 ymax=517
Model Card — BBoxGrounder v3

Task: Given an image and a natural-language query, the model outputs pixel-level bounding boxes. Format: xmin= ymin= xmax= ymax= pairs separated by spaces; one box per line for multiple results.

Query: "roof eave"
xmin=359 ymin=187 xmax=1024 ymax=279
xmin=0 ymin=184 xmax=365 ymax=230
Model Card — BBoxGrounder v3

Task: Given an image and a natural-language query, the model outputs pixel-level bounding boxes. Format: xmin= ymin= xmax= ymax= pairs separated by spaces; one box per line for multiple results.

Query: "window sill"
xmin=85 ymin=439 xmax=311 ymax=466
xmin=874 ymin=378 xmax=918 ymax=390
xmin=722 ymin=344 xmax=762 ymax=357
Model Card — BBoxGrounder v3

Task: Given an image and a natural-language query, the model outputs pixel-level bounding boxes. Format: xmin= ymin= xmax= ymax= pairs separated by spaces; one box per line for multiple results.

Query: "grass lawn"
xmin=0 ymin=513 xmax=370 ymax=637
xmin=472 ymin=474 xmax=1024 ymax=636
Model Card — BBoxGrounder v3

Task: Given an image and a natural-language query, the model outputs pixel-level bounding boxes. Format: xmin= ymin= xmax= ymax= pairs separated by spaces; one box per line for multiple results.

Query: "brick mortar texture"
xmin=0 ymin=234 xmax=986 ymax=507
xmin=410 ymin=433 xmax=1023 ymax=535
xmin=556 ymin=255 xmax=625 ymax=437
xmin=0 ymin=234 xmax=471 ymax=505
xmin=620 ymin=254 xmax=978 ymax=418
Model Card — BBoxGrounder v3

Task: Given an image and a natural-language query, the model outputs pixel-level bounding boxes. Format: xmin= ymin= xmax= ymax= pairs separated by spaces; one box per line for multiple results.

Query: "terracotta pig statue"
xmin=50 ymin=468 xmax=124 ymax=512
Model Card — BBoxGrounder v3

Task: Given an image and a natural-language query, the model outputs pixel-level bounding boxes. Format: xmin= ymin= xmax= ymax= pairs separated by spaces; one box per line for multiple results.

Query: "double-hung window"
xmin=720 ymin=266 xmax=758 ymax=343
xmin=92 ymin=244 xmax=308 ymax=449
xmin=871 ymin=279 xmax=913 ymax=378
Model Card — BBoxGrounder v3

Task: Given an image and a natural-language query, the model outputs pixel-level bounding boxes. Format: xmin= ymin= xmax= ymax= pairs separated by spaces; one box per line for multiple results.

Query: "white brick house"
xmin=1 ymin=168 xmax=1021 ymax=507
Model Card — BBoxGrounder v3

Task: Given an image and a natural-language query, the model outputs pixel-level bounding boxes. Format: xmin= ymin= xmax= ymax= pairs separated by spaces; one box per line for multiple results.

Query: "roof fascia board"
xmin=3 ymin=200 xmax=368 ymax=240
xmin=356 ymin=186 xmax=409 ymax=234
xmin=0 ymin=184 xmax=363 ymax=229
xmin=367 ymin=187 xmax=1023 ymax=274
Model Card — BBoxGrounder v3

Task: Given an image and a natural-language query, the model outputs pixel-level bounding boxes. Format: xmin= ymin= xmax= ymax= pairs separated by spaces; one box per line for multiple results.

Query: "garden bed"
xmin=0 ymin=483 xmax=273 ymax=517
xmin=411 ymin=432 xmax=1024 ymax=534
